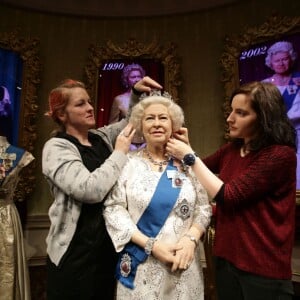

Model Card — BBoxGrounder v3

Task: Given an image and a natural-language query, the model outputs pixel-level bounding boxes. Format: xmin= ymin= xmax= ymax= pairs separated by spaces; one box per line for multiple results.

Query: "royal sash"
xmin=283 ymin=72 xmax=300 ymax=111
xmin=116 ymin=159 xmax=181 ymax=289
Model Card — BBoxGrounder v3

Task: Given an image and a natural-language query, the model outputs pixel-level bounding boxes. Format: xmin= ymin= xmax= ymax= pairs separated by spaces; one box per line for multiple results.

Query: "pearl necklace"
xmin=144 ymin=148 xmax=169 ymax=172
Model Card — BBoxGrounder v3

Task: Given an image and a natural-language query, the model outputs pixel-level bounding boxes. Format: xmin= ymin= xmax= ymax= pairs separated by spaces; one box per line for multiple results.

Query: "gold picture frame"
xmin=85 ymin=38 xmax=182 ymax=126
xmin=0 ymin=30 xmax=40 ymax=200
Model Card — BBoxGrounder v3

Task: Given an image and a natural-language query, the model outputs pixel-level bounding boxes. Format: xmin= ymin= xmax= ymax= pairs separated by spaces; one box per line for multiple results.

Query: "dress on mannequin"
xmin=0 ymin=136 xmax=34 ymax=300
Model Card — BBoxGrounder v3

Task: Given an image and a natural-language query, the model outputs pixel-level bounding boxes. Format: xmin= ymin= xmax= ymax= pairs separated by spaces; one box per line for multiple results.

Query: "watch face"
xmin=183 ymin=153 xmax=195 ymax=166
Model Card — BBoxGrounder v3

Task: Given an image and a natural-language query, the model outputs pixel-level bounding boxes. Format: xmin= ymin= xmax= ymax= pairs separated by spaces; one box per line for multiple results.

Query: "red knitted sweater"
xmin=203 ymin=143 xmax=296 ymax=279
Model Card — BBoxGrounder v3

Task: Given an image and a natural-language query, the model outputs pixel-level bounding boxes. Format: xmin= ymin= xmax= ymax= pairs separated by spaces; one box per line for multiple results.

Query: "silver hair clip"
xmin=139 ymin=89 xmax=173 ymax=101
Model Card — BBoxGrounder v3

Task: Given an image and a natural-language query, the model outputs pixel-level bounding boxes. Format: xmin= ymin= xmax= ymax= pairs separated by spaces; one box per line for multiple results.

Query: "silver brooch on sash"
xmin=120 ymin=253 xmax=132 ymax=277
xmin=175 ymin=198 xmax=192 ymax=220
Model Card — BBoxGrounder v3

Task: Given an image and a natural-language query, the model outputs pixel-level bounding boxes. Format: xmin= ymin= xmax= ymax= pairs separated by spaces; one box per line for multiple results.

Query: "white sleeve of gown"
xmin=103 ymin=158 xmax=139 ymax=252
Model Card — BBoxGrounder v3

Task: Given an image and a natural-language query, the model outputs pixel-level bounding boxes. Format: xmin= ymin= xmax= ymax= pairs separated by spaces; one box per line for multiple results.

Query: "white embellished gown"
xmin=104 ymin=151 xmax=211 ymax=300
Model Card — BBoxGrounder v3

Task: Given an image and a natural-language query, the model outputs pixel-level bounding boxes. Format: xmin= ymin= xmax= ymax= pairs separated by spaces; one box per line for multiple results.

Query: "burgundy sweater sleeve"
xmin=224 ymin=146 xmax=295 ymax=209
xmin=203 ymin=144 xmax=296 ymax=210
xmin=202 ymin=144 xmax=227 ymax=204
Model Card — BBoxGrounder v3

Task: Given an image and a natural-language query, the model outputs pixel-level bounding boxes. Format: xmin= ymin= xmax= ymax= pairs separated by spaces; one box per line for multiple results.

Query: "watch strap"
xmin=184 ymin=234 xmax=198 ymax=246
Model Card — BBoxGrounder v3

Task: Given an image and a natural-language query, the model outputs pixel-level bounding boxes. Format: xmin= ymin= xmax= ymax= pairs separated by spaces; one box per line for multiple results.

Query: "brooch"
xmin=120 ymin=253 xmax=132 ymax=277
xmin=175 ymin=198 xmax=192 ymax=220
xmin=287 ymin=85 xmax=297 ymax=95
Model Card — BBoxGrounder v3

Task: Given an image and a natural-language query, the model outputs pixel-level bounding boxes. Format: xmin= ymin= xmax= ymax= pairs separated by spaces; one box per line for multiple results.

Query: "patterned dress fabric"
xmin=104 ymin=151 xmax=211 ymax=300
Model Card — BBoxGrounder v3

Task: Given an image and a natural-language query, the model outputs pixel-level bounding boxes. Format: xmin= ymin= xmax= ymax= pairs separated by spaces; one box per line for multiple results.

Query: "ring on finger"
xmin=120 ymin=131 xmax=129 ymax=137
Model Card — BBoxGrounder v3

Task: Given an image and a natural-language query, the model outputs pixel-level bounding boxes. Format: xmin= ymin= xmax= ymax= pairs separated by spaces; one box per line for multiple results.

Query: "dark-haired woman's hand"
xmin=173 ymin=127 xmax=190 ymax=145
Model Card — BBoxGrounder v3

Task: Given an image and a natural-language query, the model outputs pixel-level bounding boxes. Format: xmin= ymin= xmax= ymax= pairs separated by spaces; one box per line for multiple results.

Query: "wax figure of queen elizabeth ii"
xmin=103 ymin=91 xmax=211 ymax=300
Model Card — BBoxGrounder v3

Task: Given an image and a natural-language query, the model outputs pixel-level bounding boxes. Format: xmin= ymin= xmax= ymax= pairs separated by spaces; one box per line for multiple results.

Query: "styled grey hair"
xmin=129 ymin=95 xmax=184 ymax=135
xmin=265 ymin=41 xmax=297 ymax=68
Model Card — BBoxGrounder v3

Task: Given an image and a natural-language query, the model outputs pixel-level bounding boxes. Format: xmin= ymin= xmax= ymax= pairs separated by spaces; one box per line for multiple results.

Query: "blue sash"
xmin=116 ymin=159 xmax=181 ymax=289
xmin=283 ymin=72 xmax=300 ymax=111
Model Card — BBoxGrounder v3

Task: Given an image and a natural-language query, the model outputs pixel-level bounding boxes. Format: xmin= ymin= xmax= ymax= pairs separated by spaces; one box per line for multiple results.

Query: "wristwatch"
xmin=182 ymin=153 xmax=197 ymax=166
xmin=184 ymin=234 xmax=198 ymax=247
xmin=144 ymin=237 xmax=156 ymax=255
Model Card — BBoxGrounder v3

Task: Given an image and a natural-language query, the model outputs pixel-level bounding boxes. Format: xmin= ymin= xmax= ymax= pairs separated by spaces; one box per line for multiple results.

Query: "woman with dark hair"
xmin=167 ymin=81 xmax=296 ymax=300
xmin=42 ymin=76 xmax=161 ymax=300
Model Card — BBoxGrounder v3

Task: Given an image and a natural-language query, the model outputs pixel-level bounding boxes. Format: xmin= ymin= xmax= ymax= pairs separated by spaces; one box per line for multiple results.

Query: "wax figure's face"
xmin=270 ymin=51 xmax=292 ymax=75
xmin=59 ymin=87 xmax=95 ymax=131
xmin=127 ymin=70 xmax=143 ymax=87
xmin=227 ymin=93 xmax=258 ymax=144
xmin=142 ymin=103 xmax=172 ymax=146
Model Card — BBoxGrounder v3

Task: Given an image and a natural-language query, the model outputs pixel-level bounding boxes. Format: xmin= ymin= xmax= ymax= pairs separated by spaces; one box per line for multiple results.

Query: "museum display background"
xmin=0 ymin=1 xmax=300 ymax=297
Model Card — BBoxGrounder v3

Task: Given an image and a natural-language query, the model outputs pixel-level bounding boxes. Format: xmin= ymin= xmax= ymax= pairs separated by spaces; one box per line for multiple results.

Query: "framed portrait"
xmin=96 ymin=58 xmax=164 ymax=127
xmin=0 ymin=31 xmax=40 ymax=200
xmin=85 ymin=38 xmax=181 ymax=127
xmin=238 ymin=32 xmax=300 ymax=85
